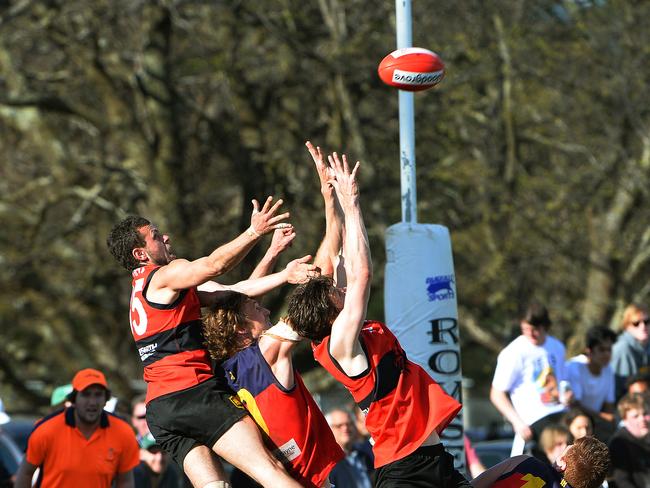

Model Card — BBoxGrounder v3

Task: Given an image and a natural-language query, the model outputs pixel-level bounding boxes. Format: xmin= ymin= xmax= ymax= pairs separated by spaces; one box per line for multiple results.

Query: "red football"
xmin=378 ymin=48 xmax=445 ymax=92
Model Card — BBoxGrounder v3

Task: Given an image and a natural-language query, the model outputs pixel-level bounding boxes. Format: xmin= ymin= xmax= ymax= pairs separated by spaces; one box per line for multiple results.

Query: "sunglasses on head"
xmin=631 ymin=318 xmax=650 ymax=327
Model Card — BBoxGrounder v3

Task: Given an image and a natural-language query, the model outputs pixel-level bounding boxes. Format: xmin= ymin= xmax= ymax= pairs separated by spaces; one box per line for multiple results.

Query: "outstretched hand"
xmin=306 ymin=141 xmax=334 ymax=197
xmin=285 ymin=255 xmax=320 ymax=284
xmin=327 ymin=152 xmax=360 ymax=208
xmin=250 ymin=196 xmax=291 ymax=236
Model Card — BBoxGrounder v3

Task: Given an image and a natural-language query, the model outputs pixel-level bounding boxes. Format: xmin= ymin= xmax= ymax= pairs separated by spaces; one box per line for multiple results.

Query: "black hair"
xmin=107 ymin=216 xmax=151 ymax=271
xmin=562 ymin=407 xmax=593 ymax=432
xmin=625 ymin=372 xmax=650 ymax=389
xmin=523 ymin=301 xmax=552 ymax=328
xmin=286 ymin=276 xmax=339 ymax=342
xmin=130 ymin=393 xmax=147 ymax=412
xmin=585 ymin=325 xmax=617 ymax=350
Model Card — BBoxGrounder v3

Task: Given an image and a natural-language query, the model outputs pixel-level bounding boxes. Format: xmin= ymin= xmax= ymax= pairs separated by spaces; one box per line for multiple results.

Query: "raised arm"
xmin=327 ymin=152 xmax=372 ymax=365
xmin=153 ymin=196 xmax=290 ymax=293
xmin=307 ymin=141 xmax=345 ymax=281
xmin=249 ymin=226 xmax=296 ymax=279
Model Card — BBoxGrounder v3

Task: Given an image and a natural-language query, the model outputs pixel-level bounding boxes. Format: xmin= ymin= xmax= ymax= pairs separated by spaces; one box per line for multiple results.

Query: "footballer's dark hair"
xmin=286 ymin=276 xmax=340 ymax=342
xmin=585 ymin=325 xmax=616 ymax=350
xmin=107 ymin=216 xmax=151 ymax=271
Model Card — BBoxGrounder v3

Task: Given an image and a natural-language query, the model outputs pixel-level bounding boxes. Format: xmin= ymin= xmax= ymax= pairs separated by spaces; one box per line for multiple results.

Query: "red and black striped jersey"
xmin=312 ymin=320 xmax=461 ymax=468
xmin=130 ymin=265 xmax=213 ymax=403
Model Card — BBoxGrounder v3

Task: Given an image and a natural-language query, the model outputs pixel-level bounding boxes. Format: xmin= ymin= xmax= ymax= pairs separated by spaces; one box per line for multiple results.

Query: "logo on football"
xmin=378 ymin=47 xmax=445 ymax=92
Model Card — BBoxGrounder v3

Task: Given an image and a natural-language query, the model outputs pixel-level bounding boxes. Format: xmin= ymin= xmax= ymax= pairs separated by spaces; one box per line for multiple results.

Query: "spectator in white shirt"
xmin=566 ymin=326 xmax=617 ymax=432
xmin=490 ymin=302 xmax=570 ymax=448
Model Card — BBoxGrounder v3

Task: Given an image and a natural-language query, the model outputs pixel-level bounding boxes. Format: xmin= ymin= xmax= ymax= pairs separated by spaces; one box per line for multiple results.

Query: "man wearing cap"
xmin=15 ymin=368 xmax=140 ymax=488
xmin=49 ymin=384 xmax=73 ymax=409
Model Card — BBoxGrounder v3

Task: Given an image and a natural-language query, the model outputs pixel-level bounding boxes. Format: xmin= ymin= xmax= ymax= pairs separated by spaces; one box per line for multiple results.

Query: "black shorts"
xmin=375 ymin=444 xmax=471 ymax=488
xmin=146 ymin=376 xmax=247 ymax=468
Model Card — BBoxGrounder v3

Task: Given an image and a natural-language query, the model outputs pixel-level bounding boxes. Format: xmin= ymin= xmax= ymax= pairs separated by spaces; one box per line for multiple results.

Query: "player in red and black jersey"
xmin=283 ymin=144 xmax=467 ymax=487
xmin=107 ymin=197 xmax=316 ymax=488
xmin=471 ymin=436 xmax=610 ymax=488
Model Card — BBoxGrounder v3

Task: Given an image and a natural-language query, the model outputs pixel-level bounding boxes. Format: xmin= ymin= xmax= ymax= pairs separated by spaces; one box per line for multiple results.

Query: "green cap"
xmin=139 ymin=432 xmax=158 ymax=450
xmin=50 ymin=384 xmax=73 ymax=406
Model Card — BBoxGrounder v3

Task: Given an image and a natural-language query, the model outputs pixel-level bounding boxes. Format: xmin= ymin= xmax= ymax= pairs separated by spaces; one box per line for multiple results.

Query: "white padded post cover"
xmin=384 ymin=222 xmax=465 ymax=470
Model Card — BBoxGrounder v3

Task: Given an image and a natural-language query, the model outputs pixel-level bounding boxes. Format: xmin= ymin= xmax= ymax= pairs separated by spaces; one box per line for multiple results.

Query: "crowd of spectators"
xmin=490 ymin=301 xmax=650 ymax=488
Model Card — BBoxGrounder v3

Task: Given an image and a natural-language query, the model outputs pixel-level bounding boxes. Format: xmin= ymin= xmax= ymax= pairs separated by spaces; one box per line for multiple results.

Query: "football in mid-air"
xmin=378 ymin=48 xmax=445 ymax=92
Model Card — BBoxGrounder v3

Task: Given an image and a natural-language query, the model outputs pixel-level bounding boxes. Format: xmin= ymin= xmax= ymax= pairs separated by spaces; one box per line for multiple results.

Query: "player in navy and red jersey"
xmin=107 ymin=196 xmax=316 ymax=488
xmin=471 ymin=436 xmax=610 ymax=488
xmin=203 ymin=294 xmax=343 ymax=488
xmin=283 ymin=145 xmax=466 ymax=487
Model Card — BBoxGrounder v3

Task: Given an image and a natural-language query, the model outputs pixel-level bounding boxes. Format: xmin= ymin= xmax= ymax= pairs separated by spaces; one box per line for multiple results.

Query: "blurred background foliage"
xmin=1 ymin=0 xmax=650 ymax=412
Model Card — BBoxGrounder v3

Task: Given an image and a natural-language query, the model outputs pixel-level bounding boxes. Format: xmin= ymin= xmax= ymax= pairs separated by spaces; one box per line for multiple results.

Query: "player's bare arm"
xmin=308 ymin=141 xmax=345 ymax=282
xmin=197 ymin=255 xmax=319 ymax=307
xmin=249 ymin=226 xmax=296 ymax=280
xmin=326 ymin=152 xmax=372 ymax=372
xmin=148 ymin=196 xmax=290 ymax=303
xmin=489 ymin=387 xmax=533 ymax=441
xmin=229 ymin=255 xmax=319 ymax=296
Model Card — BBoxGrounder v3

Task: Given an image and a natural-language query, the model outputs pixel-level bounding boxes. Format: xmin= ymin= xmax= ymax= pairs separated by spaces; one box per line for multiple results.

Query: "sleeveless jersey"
xmin=312 ymin=320 xmax=461 ymax=468
xmin=222 ymin=343 xmax=344 ymax=487
xmin=130 ymin=265 xmax=213 ymax=403
xmin=492 ymin=456 xmax=569 ymax=488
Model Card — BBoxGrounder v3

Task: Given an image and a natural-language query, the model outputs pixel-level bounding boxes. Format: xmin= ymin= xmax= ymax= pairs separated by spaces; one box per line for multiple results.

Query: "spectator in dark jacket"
xmin=326 ymin=408 xmax=374 ymax=488
xmin=608 ymin=392 xmax=650 ymax=488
